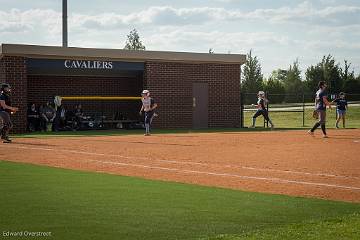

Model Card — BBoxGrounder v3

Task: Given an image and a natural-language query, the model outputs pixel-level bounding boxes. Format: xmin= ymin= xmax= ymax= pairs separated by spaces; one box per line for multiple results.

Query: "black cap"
xmin=1 ymin=83 xmax=11 ymax=91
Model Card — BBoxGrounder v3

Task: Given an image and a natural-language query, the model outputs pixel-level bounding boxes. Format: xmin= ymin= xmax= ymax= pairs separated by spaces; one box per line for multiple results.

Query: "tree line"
xmin=241 ymin=50 xmax=360 ymax=103
xmin=122 ymin=29 xmax=360 ymax=103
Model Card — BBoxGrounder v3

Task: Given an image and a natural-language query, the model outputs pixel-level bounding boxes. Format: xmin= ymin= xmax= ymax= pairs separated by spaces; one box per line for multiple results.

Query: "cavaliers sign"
xmin=27 ymin=58 xmax=144 ymax=76
xmin=64 ymin=60 xmax=113 ymax=70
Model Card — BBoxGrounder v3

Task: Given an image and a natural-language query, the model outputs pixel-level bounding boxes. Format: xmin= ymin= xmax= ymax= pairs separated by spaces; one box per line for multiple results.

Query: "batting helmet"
xmin=1 ymin=83 xmax=11 ymax=91
xmin=1 ymin=83 xmax=11 ymax=95
xmin=141 ymin=90 xmax=150 ymax=96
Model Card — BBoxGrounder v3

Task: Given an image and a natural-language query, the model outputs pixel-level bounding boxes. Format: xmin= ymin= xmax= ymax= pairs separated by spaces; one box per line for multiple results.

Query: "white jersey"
xmin=141 ymin=97 xmax=154 ymax=112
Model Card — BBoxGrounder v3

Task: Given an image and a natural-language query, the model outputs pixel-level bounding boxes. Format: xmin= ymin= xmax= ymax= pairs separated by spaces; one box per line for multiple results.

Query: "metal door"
xmin=192 ymin=83 xmax=209 ymax=128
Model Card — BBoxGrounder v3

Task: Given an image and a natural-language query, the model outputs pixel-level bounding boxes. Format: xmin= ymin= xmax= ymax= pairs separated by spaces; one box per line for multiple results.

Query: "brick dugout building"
xmin=0 ymin=44 xmax=246 ymax=133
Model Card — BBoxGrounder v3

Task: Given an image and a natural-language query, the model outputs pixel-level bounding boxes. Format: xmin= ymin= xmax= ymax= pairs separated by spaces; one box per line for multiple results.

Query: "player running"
xmin=332 ymin=92 xmax=348 ymax=129
xmin=249 ymin=91 xmax=274 ymax=129
xmin=0 ymin=83 xmax=19 ymax=143
xmin=139 ymin=90 xmax=157 ymax=136
xmin=308 ymin=81 xmax=332 ymax=138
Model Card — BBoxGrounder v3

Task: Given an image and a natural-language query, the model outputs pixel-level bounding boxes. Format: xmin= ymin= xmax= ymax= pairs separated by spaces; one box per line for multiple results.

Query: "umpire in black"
xmin=0 ymin=83 xmax=18 ymax=143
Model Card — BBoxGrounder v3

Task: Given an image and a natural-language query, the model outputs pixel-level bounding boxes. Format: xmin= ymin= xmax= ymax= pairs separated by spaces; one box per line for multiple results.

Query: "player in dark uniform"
xmin=332 ymin=92 xmax=348 ymax=129
xmin=249 ymin=91 xmax=274 ymax=129
xmin=139 ymin=90 xmax=158 ymax=136
xmin=308 ymin=81 xmax=332 ymax=138
xmin=0 ymin=83 xmax=19 ymax=143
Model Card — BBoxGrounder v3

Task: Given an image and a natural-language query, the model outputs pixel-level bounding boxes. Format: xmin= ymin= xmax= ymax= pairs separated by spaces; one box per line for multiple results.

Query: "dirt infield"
xmin=1 ymin=129 xmax=360 ymax=202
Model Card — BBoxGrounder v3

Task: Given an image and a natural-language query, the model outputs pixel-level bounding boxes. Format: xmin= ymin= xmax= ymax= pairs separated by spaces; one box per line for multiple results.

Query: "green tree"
xmin=323 ymin=55 xmax=342 ymax=93
xmin=124 ymin=29 xmax=146 ymax=50
xmin=283 ymin=59 xmax=304 ymax=102
xmin=241 ymin=50 xmax=263 ymax=94
xmin=305 ymin=55 xmax=342 ymax=94
xmin=305 ymin=65 xmax=324 ymax=93
xmin=263 ymin=71 xmax=286 ymax=103
xmin=340 ymin=60 xmax=360 ymax=96
xmin=343 ymin=73 xmax=360 ymax=97
xmin=340 ymin=60 xmax=355 ymax=84
xmin=284 ymin=60 xmax=302 ymax=92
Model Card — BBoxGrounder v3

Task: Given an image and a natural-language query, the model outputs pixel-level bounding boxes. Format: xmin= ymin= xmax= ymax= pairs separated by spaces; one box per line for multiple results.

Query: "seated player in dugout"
xmin=0 ymin=83 xmax=19 ymax=143
xmin=139 ymin=90 xmax=158 ymax=136
xmin=249 ymin=91 xmax=274 ymax=129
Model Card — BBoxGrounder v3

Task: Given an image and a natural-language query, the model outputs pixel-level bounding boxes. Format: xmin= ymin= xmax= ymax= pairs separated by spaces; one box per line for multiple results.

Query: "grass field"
xmin=1 ymin=161 xmax=359 ymax=240
xmin=244 ymin=105 xmax=360 ymax=129
xmin=15 ymin=106 xmax=359 ymax=139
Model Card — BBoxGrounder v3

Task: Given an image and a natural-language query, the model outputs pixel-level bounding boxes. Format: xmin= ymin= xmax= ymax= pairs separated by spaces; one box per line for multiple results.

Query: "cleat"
xmin=2 ymin=137 xmax=12 ymax=143
xmin=307 ymin=130 xmax=314 ymax=136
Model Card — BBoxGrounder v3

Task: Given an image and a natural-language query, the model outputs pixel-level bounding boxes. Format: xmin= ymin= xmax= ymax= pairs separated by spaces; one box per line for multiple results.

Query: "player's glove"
xmin=312 ymin=110 xmax=318 ymax=119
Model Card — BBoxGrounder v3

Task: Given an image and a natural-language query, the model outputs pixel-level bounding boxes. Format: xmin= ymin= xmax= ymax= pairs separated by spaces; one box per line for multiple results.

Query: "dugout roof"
xmin=0 ymin=44 xmax=246 ymax=65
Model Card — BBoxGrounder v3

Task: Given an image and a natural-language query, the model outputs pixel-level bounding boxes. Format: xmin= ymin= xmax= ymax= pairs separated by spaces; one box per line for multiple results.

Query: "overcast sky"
xmin=1 ymin=0 xmax=359 ymax=77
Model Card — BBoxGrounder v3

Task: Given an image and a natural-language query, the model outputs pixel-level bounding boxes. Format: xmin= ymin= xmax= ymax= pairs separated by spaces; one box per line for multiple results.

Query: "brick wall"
xmin=0 ymin=56 xmax=27 ymax=133
xmin=27 ymin=75 xmax=143 ymax=122
xmin=145 ymin=61 xmax=241 ymax=128
xmin=0 ymin=56 xmax=241 ymax=132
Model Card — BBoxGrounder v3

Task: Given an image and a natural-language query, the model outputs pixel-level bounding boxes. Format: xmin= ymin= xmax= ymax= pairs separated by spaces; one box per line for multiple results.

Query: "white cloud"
xmin=0 ymin=9 xmax=61 ymax=35
xmin=68 ymin=3 xmax=360 ymax=29
xmin=0 ymin=2 xmax=359 ymax=77
xmin=1 ymin=3 xmax=359 ymax=34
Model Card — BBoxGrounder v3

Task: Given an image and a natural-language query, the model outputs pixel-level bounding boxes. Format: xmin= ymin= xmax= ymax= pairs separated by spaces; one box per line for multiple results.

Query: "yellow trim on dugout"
xmin=61 ymin=96 xmax=141 ymax=100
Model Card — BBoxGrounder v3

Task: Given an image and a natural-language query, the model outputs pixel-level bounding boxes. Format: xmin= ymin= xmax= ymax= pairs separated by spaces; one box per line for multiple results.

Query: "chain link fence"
xmin=241 ymin=92 xmax=360 ymax=128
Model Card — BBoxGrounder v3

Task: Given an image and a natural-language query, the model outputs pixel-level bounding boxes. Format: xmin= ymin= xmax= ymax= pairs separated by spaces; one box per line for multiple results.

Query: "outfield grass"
xmin=0 ymin=161 xmax=359 ymax=240
xmin=203 ymin=213 xmax=360 ymax=240
xmin=12 ymin=105 xmax=358 ymax=138
xmin=244 ymin=105 xmax=360 ymax=129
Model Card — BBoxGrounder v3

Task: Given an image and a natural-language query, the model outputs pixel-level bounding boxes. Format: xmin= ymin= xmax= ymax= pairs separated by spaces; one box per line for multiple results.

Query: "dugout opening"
xmin=26 ymin=59 xmax=145 ymax=131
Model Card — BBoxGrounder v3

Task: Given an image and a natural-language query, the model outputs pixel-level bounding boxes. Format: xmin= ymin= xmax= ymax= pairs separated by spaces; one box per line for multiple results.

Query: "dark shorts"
xmin=253 ymin=109 xmax=270 ymax=121
xmin=0 ymin=111 xmax=13 ymax=129
xmin=144 ymin=111 xmax=155 ymax=124
xmin=316 ymin=110 xmax=326 ymax=124
xmin=337 ymin=109 xmax=346 ymax=116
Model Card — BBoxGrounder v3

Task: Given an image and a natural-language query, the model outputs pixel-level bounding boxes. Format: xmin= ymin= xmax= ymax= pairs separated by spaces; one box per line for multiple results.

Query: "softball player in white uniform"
xmin=139 ymin=90 xmax=157 ymax=136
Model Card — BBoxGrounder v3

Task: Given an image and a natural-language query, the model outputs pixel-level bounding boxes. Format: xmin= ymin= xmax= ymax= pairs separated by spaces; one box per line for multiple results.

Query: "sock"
xmin=311 ymin=122 xmax=321 ymax=132
xmin=268 ymin=119 xmax=274 ymax=127
xmin=145 ymin=124 xmax=150 ymax=133
xmin=252 ymin=118 xmax=256 ymax=127
xmin=321 ymin=124 xmax=326 ymax=135
xmin=1 ymin=127 xmax=9 ymax=139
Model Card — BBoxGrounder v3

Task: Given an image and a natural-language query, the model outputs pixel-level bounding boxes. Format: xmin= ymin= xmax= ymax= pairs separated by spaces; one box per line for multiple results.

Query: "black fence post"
xmin=240 ymin=93 xmax=244 ymax=128
xmin=101 ymin=100 xmax=104 ymax=128
xmin=302 ymin=93 xmax=305 ymax=127
xmin=265 ymin=91 xmax=269 ymax=128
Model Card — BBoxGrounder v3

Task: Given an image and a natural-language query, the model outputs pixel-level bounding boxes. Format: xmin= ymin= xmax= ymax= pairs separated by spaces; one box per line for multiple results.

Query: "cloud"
xmin=0 ymin=8 xmax=61 ymax=34
xmin=240 ymin=1 xmax=360 ymax=25
xmin=1 ymin=3 xmax=359 ymax=34
xmin=0 ymin=3 xmax=359 ymax=76
xmin=68 ymin=3 xmax=360 ymax=29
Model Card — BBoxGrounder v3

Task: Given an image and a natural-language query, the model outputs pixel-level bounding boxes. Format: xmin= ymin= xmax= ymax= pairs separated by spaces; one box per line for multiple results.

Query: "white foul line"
xmin=84 ymin=159 xmax=360 ymax=191
xmin=1 ymin=144 xmax=360 ymax=191
xmin=4 ymin=144 xmax=358 ymax=180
